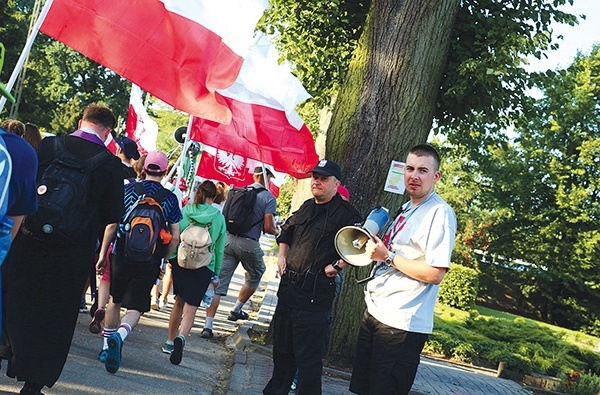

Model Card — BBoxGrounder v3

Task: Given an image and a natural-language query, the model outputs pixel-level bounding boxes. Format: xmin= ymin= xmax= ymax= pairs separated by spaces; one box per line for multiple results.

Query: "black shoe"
xmin=20 ymin=382 xmax=44 ymax=395
xmin=227 ymin=310 xmax=249 ymax=321
xmin=170 ymin=335 xmax=185 ymax=365
xmin=200 ymin=328 xmax=214 ymax=339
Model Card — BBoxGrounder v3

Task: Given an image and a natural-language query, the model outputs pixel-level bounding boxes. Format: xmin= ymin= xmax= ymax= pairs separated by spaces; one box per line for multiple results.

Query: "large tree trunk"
xmin=326 ymin=0 xmax=460 ymax=360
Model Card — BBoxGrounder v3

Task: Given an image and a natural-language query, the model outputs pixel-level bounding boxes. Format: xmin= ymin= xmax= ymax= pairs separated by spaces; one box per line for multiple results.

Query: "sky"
xmin=527 ymin=1 xmax=600 ymax=71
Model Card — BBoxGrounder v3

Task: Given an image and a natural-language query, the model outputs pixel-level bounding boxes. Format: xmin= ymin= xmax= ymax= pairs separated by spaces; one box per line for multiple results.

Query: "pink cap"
xmin=338 ymin=185 xmax=350 ymax=201
xmin=144 ymin=150 xmax=168 ymax=172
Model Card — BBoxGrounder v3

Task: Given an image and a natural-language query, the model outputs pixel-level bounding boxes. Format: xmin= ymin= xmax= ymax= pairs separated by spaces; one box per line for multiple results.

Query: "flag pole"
xmin=166 ymin=114 xmax=194 ymax=189
xmin=0 ymin=0 xmax=55 ymax=113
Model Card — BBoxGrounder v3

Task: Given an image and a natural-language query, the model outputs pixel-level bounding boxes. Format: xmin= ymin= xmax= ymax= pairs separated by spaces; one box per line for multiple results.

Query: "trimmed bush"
xmin=438 ymin=264 xmax=479 ymax=310
xmin=558 ymin=370 xmax=600 ymax=395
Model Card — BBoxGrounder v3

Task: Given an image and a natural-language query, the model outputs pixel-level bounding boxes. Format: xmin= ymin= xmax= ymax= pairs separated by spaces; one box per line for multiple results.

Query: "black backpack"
xmin=222 ymin=186 xmax=266 ymax=235
xmin=120 ymin=182 xmax=170 ymax=263
xmin=25 ymin=136 xmax=110 ymax=242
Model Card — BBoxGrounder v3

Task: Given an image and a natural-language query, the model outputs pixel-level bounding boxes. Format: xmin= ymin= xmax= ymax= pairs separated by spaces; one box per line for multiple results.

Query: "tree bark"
xmin=326 ymin=0 xmax=460 ymax=360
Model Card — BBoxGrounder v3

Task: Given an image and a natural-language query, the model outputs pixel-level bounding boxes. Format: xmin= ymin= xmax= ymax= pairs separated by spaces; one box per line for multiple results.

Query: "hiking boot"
xmin=227 ymin=310 xmax=249 ymax=321
xmin=200 ymin=328 xmax=214 ymax=339
xmin=161 ymin=341 xmax=174 ymax=354
xmin=105 ymin=333 xmax=123 ymax=374
xmin=170 ymin=335 xmax=185 ymax=365
xmin=98 ymin=349 xmax=109 ymax=363
xmin=89 ymin=308 xmax=105 ymax=334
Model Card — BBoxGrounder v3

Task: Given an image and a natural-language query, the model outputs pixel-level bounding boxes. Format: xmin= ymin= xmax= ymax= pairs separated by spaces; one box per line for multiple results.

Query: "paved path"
xmin=0 ymin=234 xmax=534 ymax=394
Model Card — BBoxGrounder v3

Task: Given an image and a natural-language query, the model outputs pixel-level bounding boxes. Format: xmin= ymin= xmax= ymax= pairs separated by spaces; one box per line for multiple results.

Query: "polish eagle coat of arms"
xmin=216 ymin=149 xmax=246 ymax=178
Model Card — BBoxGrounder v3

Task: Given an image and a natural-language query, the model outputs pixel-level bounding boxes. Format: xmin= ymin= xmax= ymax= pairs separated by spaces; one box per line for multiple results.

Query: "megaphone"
xmin=334 ymin=207 xmax=390 ymax=266
xmin=173 ymin=126 xmax=187 ymax=143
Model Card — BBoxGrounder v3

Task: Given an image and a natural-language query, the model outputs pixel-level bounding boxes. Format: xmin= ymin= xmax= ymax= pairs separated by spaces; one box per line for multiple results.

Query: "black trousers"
xmin=349 ymin=310 xmax=428 ymax=395
xmin=263 ymin=305 xmax=331 ymax=395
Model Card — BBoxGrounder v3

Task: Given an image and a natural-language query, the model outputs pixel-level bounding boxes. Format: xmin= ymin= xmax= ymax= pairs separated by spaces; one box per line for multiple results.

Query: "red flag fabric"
xmin=104 ymin=132 xmax=117 ymax=155
xmin=190 ymin=34 xmax=318 ymax=179
xmin=197 ymin=145 xmax=282 ymax=197
xmin=125 ymin=84 xmax=158 ymax=155
xmin=40 ymin=0 xmax=268 ymax=123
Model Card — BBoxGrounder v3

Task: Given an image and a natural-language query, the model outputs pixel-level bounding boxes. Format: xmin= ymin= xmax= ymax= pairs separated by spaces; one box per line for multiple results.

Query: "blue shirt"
xmin=123 ymin=180 xmax=182 ymax=225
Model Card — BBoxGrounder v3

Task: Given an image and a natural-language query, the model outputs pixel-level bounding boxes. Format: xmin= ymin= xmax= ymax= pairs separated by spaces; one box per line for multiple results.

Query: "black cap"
xmin=310 ymin=159 xmax=342 ymax=180
xmin=254 ymin=166 xmax=275 ymax=178
xmin=115 ymin=137 xmax=140 ymax=160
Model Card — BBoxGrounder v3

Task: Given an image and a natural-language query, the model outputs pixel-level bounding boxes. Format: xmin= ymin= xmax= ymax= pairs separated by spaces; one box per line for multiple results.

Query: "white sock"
xmin=117 ymin=323 xmax=132 ymax=341
xmin=205 ymin=317 xmax=215 ymax=330
xmin=103 ymin=328 xmax=117 ymax=349
xmin=232 ymin=300 xmax=245 ymax=313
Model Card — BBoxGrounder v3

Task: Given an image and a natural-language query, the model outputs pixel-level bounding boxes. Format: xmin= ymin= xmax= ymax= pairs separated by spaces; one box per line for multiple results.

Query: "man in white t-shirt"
xmin=348 ymin=144 xmax=457 ymax=395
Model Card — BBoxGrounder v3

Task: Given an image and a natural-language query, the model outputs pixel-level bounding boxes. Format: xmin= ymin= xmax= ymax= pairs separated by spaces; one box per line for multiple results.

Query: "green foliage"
xmin=151 ymin=106 xmax=188 ymax=158
xmin=275 ymin=176 xmax=296 ymax=219
xmin=437 ymin=0 xmax=578 ymax=156
xmin=438 ymin=264 xmax=479 ymax=309
xmin=558 ymin=370 xmax=600 ymax=395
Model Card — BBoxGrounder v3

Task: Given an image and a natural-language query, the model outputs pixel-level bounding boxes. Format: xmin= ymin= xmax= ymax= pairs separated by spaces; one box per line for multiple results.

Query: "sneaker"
xmin=159 ymin=298 xmax=169 ymax=309
xmin=89 ymin=308 xmax=105 ymax=334
xmin=200 ymin=328 xmax=214 ymax=339
xmin=79 ymin=303 xmax=88 ymax=313
xmin=227 ymin=310 xmax=249 ymax=321
xmin=105 ymin=333 xmax=123 ymax=374
xmin=89 ymin=298 xmax=98 ymax=318
xmin=161 ymin=341 xmax=174 ymax=354
xmin=150 ymin=299 xmax=160 ymax=311
xmin=98 ymin=349 xmax=109 ymax=363
xmin=170 ymin=335 xmax=185 ymax=365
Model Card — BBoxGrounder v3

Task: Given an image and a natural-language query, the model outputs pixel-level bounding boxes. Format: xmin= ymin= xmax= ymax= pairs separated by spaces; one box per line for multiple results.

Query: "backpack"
xmin=0 ymin=129 xmax=13 ymax=264
xmin=177 ymin=212 xmax=220 ymax=270
xmin=120 ymin=182 xmax=170 ymax=263
xmin=222 ymin=186 xmax=266 ymax=235
xmin=24 ymin=136 xmax=110 ymax=242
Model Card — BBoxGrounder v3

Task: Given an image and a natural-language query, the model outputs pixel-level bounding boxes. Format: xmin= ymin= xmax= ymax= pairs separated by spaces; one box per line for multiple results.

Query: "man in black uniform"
xmin=263 ymin=159 xmax=362 ymax=395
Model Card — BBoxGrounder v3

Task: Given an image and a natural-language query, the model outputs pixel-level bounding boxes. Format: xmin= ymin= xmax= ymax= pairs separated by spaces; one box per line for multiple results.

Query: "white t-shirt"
xmin=364 ymin=192 xmax=456 ymax=334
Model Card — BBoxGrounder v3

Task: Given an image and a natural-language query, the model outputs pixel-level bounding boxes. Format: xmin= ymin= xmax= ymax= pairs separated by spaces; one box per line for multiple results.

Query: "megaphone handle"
xmin=355 ymin=262 xmax=377 ymax=284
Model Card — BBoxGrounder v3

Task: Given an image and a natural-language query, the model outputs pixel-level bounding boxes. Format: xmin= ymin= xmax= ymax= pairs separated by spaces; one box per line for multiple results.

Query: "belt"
xmin=228 ymin=232 xmax=258 ymax=242
xmin=285 ymin=269 xmax=311 ymax=283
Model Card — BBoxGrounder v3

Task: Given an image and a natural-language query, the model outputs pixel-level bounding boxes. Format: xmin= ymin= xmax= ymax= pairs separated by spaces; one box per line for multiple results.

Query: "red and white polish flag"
xmin=190 ymin=33 xmax=319 ymax=180
xmin=104 ymin=132 xmax=118 ymax=155
xmin=197 ymin=145 xmax=284 ymax=198
xmin=125 ymin=84 xmax=158 ymax=155
xmin=40 ymin=0 xmax=268 ymax=123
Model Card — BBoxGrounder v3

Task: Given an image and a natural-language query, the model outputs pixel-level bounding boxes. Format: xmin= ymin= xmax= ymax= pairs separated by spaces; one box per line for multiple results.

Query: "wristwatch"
xmin=332 ymin=261 xmax=343 ymax=271
xmin=384 ymin=251 xmax=396 ymax=266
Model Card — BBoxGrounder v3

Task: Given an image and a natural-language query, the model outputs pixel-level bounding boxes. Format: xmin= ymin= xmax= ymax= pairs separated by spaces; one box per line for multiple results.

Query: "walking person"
xmin=1 ymin=103 xmax=124 ymax=394
xmin=202 ymin=166 xmax=279 ymax=337
xmin=349 ymin=144 xmax=457 ymax=395
xmin=263 ymin=159 xmax=363 ymax=395
xmin=162 ymin=180 xmax=226 ymax=364
xmin=95 ymin=150 xmax=182 ymax=374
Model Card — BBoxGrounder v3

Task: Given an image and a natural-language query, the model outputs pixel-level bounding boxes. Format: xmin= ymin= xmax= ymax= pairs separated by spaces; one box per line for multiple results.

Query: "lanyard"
xmin=382 ymin=191 xmax=437 ymax=248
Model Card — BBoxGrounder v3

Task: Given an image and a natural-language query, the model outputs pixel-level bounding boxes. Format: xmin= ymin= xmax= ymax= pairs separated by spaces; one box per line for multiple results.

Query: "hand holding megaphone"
xmin=334 ymin=207 xmax=390 ymax=267
xmin=364 ymin=235 xmax=391 ymax=262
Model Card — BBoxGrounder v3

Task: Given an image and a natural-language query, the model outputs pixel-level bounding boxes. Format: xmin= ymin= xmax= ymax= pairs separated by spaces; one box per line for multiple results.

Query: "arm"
xmin=165 ymin=222 xmax=180 ymax=259
xmin=96 ymin=223 xmax=117 ymax=274
xmin=277 ymin=242 xmax=289 ymax=277
xmin=366 ymin=235 xmax=447 ymax=284
xmin=262 ymin=212 xmax=279 ymax=235
xmin=8 ymin=215 xmax=24 ymax=240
